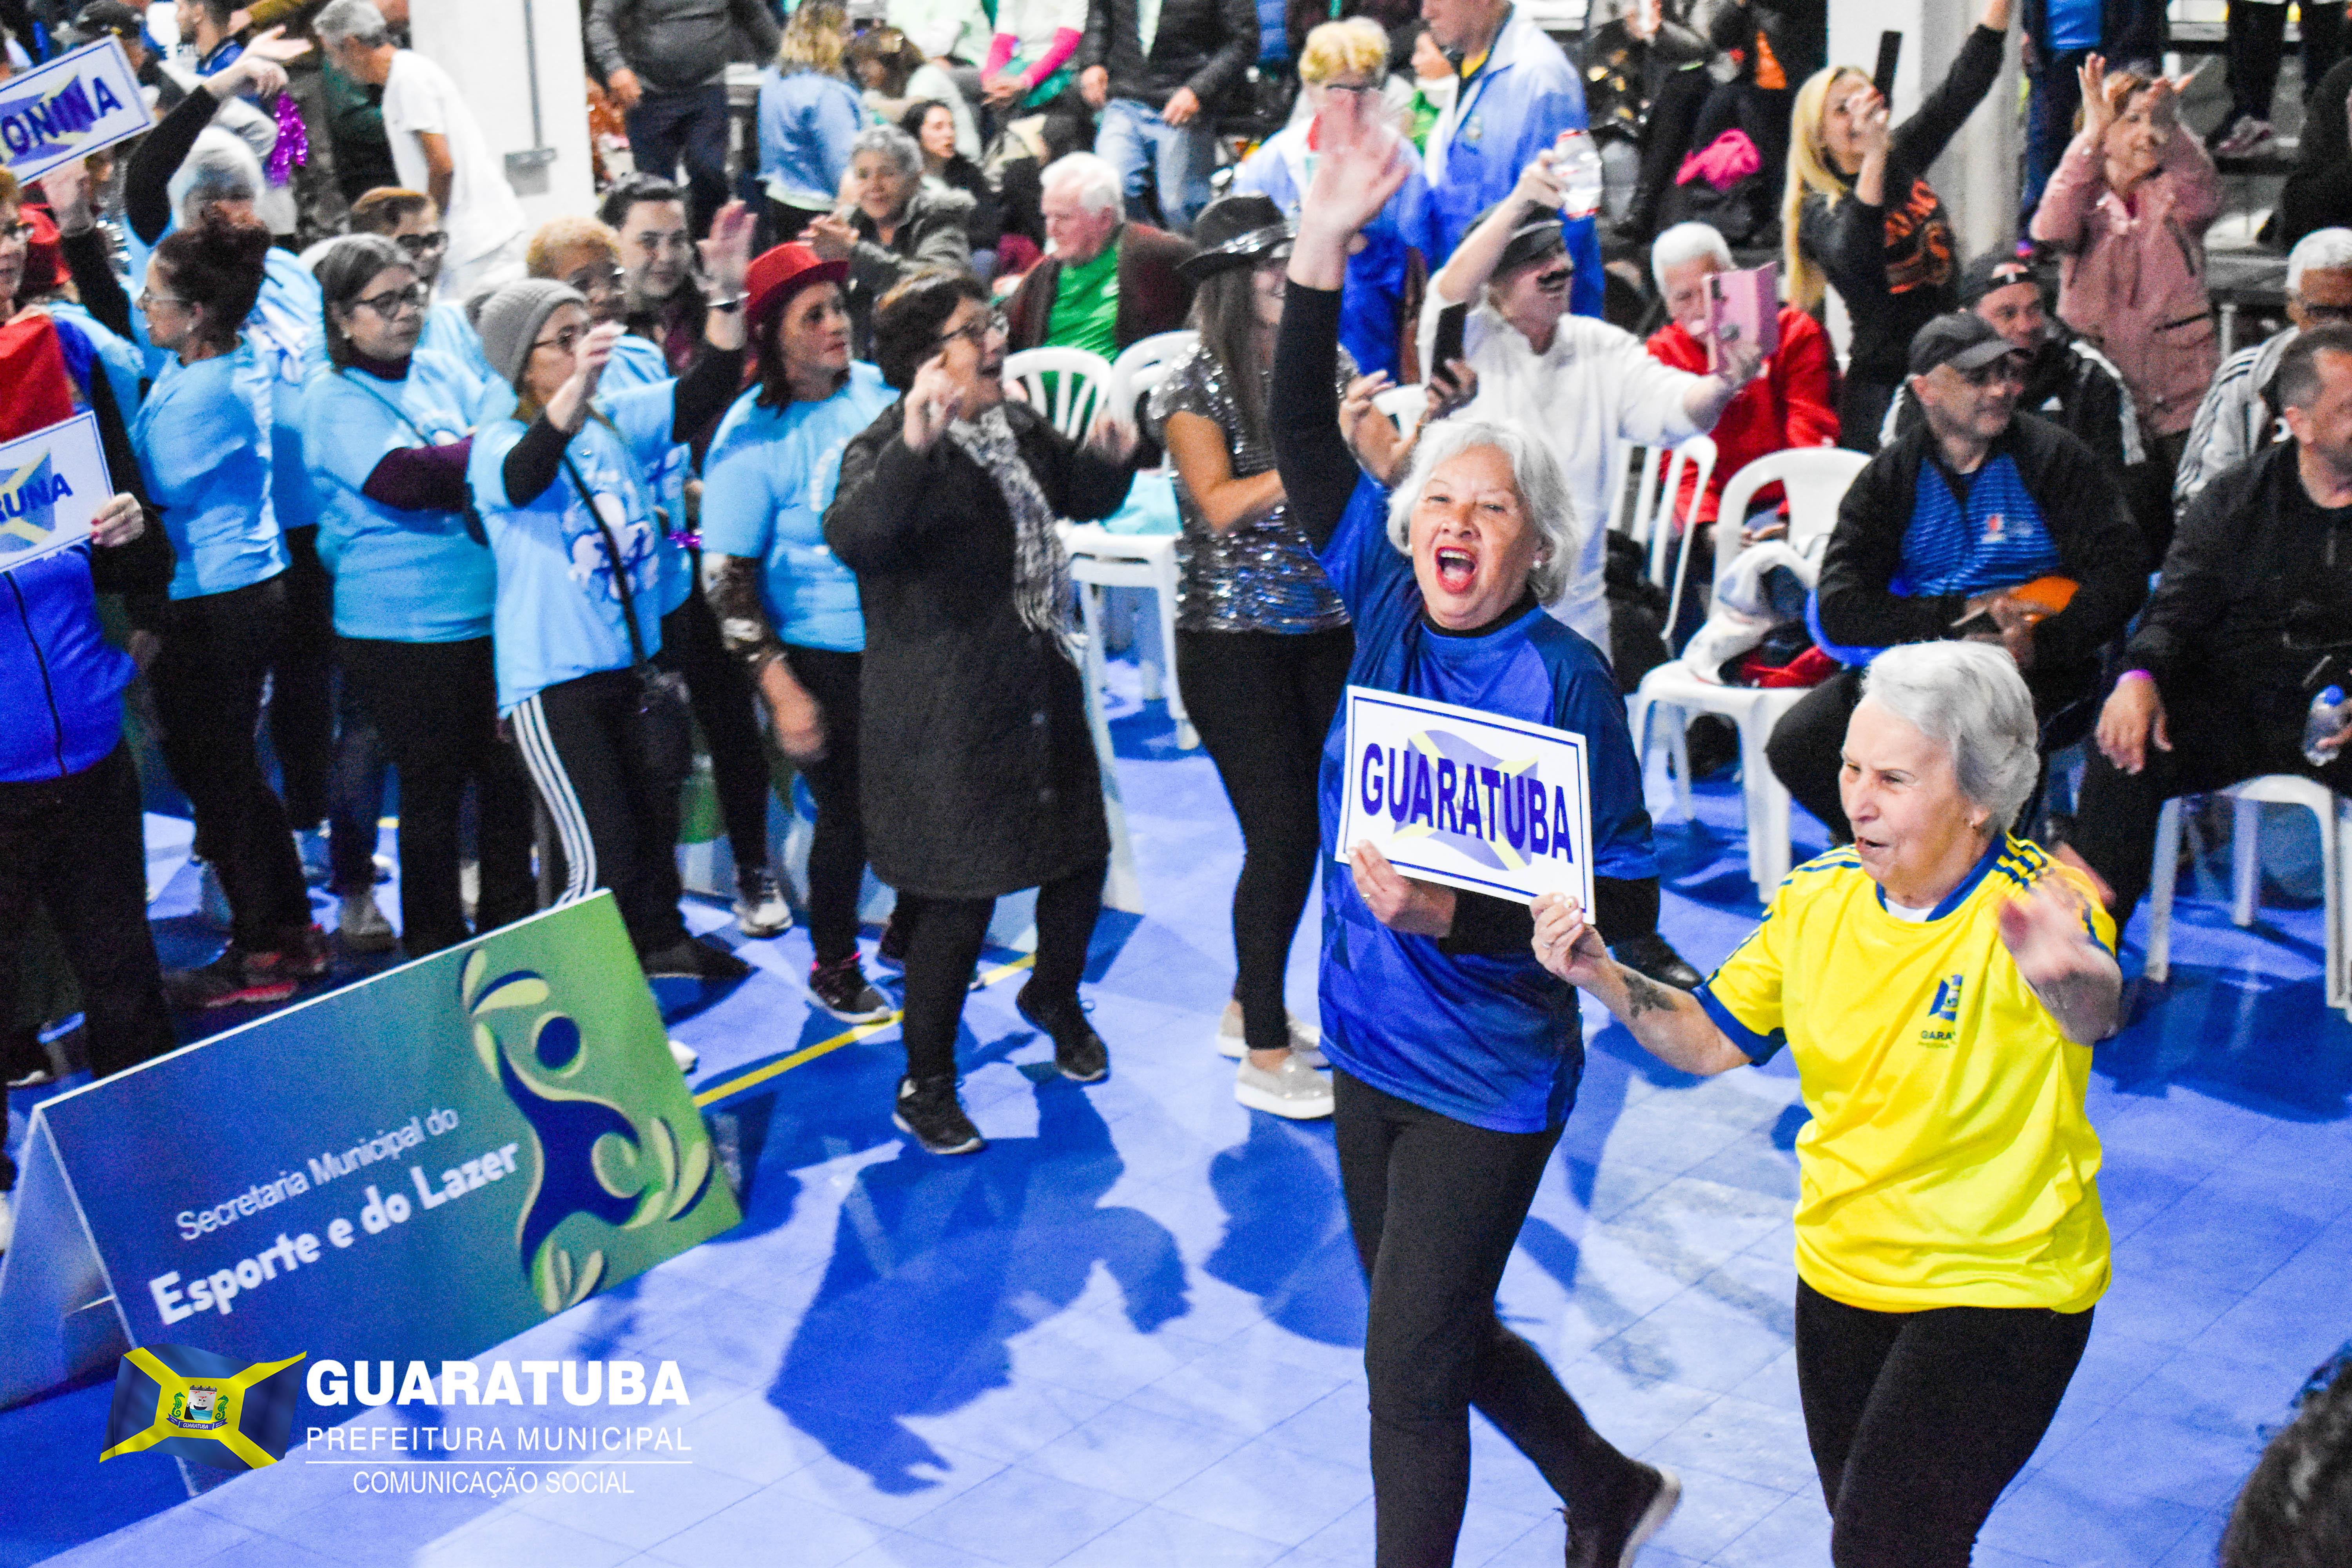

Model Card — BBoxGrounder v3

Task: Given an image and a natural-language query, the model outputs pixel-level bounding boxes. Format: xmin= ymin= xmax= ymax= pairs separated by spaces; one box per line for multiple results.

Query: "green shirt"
xmin=1047 ymin=236 xmax=1123 ymax=360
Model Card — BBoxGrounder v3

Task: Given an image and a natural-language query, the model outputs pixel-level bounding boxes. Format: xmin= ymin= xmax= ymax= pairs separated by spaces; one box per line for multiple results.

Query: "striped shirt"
xmin=1892 ymin=452 xmax=2065 ymax=598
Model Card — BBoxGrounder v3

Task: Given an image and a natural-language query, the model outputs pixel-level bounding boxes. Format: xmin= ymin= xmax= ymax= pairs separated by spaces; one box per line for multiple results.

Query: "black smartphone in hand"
xmin=1431 ymin=302 xmax=1468 ymax=393
xmin=1873 ymin=31 xmax=1902 ymax=107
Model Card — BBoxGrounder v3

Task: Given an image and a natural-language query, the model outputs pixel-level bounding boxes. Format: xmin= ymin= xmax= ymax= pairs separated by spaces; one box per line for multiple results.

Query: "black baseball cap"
xmin=1468 ymin=200 xmax=1570 ymax=278
xmin=1908 ymin=312 xmax=2025 ymax=377
xmin=72 ymin=1 xmax=142 ymax=43
xmin=1957 ymin=248 xmax=2045 ymax=308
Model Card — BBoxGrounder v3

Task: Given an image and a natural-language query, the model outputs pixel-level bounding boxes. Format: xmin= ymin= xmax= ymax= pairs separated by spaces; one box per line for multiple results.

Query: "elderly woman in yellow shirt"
xmin=1532 ymin=639 xmax=2121 ymax=1568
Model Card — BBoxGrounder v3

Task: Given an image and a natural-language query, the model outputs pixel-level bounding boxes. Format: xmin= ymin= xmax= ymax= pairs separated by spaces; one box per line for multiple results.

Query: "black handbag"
xmin=563 ymin=453 xmax=695 ymax=784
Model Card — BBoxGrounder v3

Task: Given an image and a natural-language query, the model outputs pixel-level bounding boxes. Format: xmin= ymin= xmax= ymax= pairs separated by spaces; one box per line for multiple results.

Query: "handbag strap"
xmin=334 ymin=366 xmax=489 ymax=544
xmin=560 ymin=450 xmax=655 ymax=669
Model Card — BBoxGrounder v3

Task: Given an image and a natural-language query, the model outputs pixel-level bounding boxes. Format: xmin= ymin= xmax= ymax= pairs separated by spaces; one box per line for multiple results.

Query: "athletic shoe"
xmin=667 ymin=1038 xmax=700 ymax=1074
xmin=339 ymin=891 xmax=397 ymax=954
xmin=4 ymin=1026 xmax=54 ymax=1090
xmin=734 ymin=866 xmax=794 ymax=938
xmin=893 ymin=1073 xmax=985 ymax=1154
xmin=0 ymin=1191 xmax=13 ymax=1259
xmin=294 ymin=827 xmax=334 ymax=887
xmin=1564 ymin=1463 xmax=1681 ymax=1568
xmin=809 ymin=956 xmax=894 ymax=1023
xmin=164 ymin=948 xmax=299 ymax=1011
xmin=640 ymin=936 xmax=755 ymax=982
xmin=1214 ymin=999 xmax=1326 ymax=1067
xmin=260 ymin=924 xmax=332 ymax=980
xmin=1234 ymin=1051 xmax=1335 ymax=1119
xmin=1610 ymin=933 xmax=1704 ymax=991
xmin=459 ymin=859 xmax=479 ymax=920
xmin=2213 ymin=115 xmax=2274 ymax=156
xmin=875 ymin=909 xmax=910 ymax=970
xmin=1016 ymin=985 xmax=1109 ymax=1083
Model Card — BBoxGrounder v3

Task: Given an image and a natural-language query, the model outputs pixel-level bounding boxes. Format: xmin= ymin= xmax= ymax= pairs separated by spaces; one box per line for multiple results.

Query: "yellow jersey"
xmin=1695 ymin=835 xmax=2114 ymax=1314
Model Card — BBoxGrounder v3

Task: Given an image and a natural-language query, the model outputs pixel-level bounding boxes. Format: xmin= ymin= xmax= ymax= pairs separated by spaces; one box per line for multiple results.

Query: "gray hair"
xmin=1858 ymin=642 xmax=2040 ymax=832
xmin=1041 ymin=151 xmax=1122 ymax=216
xmin=1385 ymin=417 xmax=1580 ymax=607
xmin=1649 ymin=221 xmax=1733 ymax=296
xmin=312 ymin=0 xmax=389 ymax=47
xmin=850 ymin=125 xmax=922 ymax=183
xmin=2288 ymin=227 xmax=2352 ymax=296
xmin=169 ymin=127 xmax=260 ymax=224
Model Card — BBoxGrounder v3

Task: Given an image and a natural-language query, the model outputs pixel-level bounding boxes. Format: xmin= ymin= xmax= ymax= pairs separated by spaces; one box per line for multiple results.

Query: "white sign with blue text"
xmin=1338 ymin=686 xmax=1596 ymax=913
xmin=0 ymin=412 xmax=111 ymax=573
xmin=0 ymin=39 xmax=147 ymax=184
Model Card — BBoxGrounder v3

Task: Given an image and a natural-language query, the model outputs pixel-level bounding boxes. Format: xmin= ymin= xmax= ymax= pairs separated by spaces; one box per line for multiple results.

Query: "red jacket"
xmin=1644 ymin=305 xmax=1839 ymax=525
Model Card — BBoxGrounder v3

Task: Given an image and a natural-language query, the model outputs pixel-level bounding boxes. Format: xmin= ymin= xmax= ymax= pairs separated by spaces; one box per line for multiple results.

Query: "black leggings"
xmin=1176 ymin=624 xmax=1354 ymax=1054
xmin=1334 ymin=1071 xmax=1642 ymax=1567
xmin=895 ymin=859 xmax=1105 ymax=1081
xmin=783 ymin=644 xmax=866 ymax=966
xmin=508 ymin=668 xmax=688 ymax=956
xmin=151 ymin=575 xmax=314 ymax=951
xmin=661 ymin=586 xmax=775 ymax=875
xmin=1796 ymin=1279 xmax=2092 ymax=1567
xmin=272 ymin=525 xmax=336 ymax=830
xmin=339 ymin=635 xmax=539 ymax=956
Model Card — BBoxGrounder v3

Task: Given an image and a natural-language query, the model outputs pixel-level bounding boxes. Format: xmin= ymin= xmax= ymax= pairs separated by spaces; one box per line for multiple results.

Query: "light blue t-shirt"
xmin=600 ymin=332 xmax=695 ymax=616
xmin=250 ymin=249 xmax=327 ymax=534
xmin=420 ymin=298 xmax=497 ymax=393
xmin=135 ymin=339 xmax=287 ymax=601
xmin=44 ymin=301 xmax=145 ymax=419
xmin=468 ymin=381 xmax=677 ymax=711
xmin=305 ymin=349 xmax=497 ymax=644
xmin=700 ymin=363 xmax=894 ymax=653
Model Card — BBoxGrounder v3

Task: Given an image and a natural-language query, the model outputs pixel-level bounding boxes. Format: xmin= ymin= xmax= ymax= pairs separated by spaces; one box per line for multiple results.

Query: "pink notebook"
xmin=1705 ymin=263 xmax=1780 ymax=370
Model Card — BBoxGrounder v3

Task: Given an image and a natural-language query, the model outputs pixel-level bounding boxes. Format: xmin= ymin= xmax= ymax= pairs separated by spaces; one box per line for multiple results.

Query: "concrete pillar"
xmin=407 ymin=0 xmax=595 ymax=235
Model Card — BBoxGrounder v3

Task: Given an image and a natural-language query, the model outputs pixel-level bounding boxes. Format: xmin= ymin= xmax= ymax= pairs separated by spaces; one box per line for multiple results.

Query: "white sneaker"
xmin=0 ymin=1190 xmax=12 ymax=1257
xmin=667 ymin=1038 xmax=700 ymax=1074
xmin=1214 ymin=998 xmax=1325 ymax=1067
xmin=338 ymin=891 xmax=397 ymax=954
xmin=1234 ymin=1051 xmax=1335 ymax=1119
xmin=459 ymin=859 xmax=479 ymax=921
xmin=734 ymin=867 xmax=793 ymax=938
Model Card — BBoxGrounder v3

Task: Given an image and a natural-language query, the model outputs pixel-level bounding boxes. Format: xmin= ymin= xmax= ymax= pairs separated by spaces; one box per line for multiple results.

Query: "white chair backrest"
xmin=1002 ymin=346 xmax=1114 ymax=439
xmin=1710 ymin=446 xmax=1871 ymax=593
xmin=1372 ymin=383 xmax=1426 ymax=428
xmin=1104 ymin=330 xmax=1197 ymax=427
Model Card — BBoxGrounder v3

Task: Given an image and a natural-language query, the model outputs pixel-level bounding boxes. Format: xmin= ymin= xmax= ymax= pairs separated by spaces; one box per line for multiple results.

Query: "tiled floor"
xmin=7 ymin=668 xmax=2350 ymax=1567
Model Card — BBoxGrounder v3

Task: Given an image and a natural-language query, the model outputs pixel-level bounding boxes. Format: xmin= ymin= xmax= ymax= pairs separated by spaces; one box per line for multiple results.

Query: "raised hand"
xmin=805 ymin=213 xmax=857 ymax=264
xmin=2078 ymin=54 xmax=2118 ymax=138
xmin=903 ymin=354 xmax=964 ymax=451
xmin=1510 ymin=150 xmax=1568 ymax=216
xmin=1290 ymin=88 xmax=1411 ymax=290
xmin=1998 ymin=875 xmax=2121 ymax=1042
xmin=698 ymin=200 xmax=756 ymax=297
xmin=1083 ymin=407 xmax=1138 ymax=465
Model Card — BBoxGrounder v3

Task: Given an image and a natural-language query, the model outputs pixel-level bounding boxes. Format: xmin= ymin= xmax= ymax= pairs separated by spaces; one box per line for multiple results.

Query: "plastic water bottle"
xmin=1554 ymin=129 xmax=1606 ymax=220
xmin=2305 ymin=684 xmax=2348 ymax=766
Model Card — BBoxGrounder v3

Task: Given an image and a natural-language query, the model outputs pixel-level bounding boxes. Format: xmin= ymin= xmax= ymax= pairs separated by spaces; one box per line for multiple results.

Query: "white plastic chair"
xmin=1105 ymin=330 xmax=1197 ymax=429
xmin=1625 ymin=447 xmax=1871 ymax=899
xmin=1002 ymin=346 xmax=1113 ymax=439
xmin=1057 ymin=522 xmax=1197 ymax=750
xmin=2145 ymin=776 xmax=2348 ymax=1016
xmin=1607 ymin=435 xmax=1717 ymax=589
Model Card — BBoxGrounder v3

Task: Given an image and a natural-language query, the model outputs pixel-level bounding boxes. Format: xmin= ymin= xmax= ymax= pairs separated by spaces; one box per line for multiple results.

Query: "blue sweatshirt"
xmin=1 ymin=543 xmax=134 ymax=783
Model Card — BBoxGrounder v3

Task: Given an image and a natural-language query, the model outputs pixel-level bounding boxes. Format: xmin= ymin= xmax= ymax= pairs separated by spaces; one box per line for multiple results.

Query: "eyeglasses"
xmin=355 ymin=282 xmax=430 ymax=318
xmin=393 ymin=230 xmax=449 ymax=258
xmin=935 ymin=308 xmax=1008 ymax=350
xmin=136 ymin=288 xmax=190 ymax=311
xmin=0 ymin=220 xmax=34 ymax=247
xmin=532 ymin=325 xmax=590 ymax=356
xmin=1319 ymin=79 xmax=1383 ymax=97
xmin=566 ymin=265 xmax=627 ymax=294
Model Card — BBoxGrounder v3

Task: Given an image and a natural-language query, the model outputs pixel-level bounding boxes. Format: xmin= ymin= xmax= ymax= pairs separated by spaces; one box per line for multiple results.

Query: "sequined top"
xmin=1148 ymin=341 xmax=1355 ymax=635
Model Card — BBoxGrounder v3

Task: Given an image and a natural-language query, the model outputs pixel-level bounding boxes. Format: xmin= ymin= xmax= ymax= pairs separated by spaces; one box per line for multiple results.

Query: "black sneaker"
xmin=1564 ymin=1462 xmax=1680 ymax=1568
xmin=809 ymin=956 xmax=894 ymax=1023
xmin=893 ymin=1074 xmax=985 ymax=1154
xmin=1015 ymin=985 xmax=1109 ymax=1083
xmin=1610 ymin=933 xmax=1704 ymax=992
xmin=164 ymin=948 xmax=299 ymax=1011
xmin=875 ymin=909 xmax=909 ymax=970
xmin=640 ymin=936 xmax=755 ymax=982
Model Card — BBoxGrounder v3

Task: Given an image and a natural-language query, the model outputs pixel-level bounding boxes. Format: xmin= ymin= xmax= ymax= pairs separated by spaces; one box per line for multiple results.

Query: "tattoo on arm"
xmin=701 ymin=554 xmax=786 ymax=671
xmin=1620 ymin=969 xmax=1682 ymax=1019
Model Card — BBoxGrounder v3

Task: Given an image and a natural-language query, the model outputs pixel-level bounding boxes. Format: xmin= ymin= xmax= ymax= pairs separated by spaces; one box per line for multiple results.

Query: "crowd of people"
xmin=4 ymin=0 xmax=2352 ymax=1562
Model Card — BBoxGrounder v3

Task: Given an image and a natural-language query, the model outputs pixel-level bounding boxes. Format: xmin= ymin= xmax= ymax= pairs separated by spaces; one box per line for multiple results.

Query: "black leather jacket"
xmin=1080 ymin=0 xmax=1259 ymax=114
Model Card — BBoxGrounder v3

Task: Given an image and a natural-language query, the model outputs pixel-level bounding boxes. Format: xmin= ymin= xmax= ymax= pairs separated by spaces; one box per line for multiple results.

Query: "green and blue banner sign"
xmin=0 ymin=896 xmax=740 ymax=1416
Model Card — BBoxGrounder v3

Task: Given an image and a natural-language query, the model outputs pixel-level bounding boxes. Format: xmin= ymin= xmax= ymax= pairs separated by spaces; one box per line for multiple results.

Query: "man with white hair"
xmin=2173 ymin=226 xmax=2352 ymax=522
xmin=315 ymin=0 xmax=526 ymax=301
xmin=1002 ymin=150 xmax=1196 ymax=354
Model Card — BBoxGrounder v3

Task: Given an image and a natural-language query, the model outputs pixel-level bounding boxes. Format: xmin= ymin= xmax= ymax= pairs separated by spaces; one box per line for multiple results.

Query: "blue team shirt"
xmin=305 ymin=350 xmax=497 ymax=643
xmin=43 ymin=303 xmax=144 ymax=419
xmin=601 ymin=332 xmax=695 ymax=616
xmin=1892 ymin=453 xmax=2064 ymax=599
xmin=251 ymin=249 xmax=327 ymax=535
xmin=699 ymin=363 xmax=895 ymax=653
xmin=419 ymin=299 xmax=497 ymax=393
xmin=135 ymin=339 xmax=288 ymax=601
xmin=1314 ymin=477 xmax=1658 ymax=1133
xmin=469 ymin=381 xmax=677 ymax=711
xmin=2046 ymin=0 xmax=2102 ymax=53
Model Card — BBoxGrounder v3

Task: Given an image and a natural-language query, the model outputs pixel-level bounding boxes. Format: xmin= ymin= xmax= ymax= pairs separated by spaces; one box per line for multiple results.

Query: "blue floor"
xmin=7 ymin=661 xmax=2350 ymax=1567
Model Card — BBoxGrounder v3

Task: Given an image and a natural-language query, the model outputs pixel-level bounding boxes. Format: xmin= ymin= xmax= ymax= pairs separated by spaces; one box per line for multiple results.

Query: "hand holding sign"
xmin=0 ymin=412 xmax=114 ymax=573
xmin=0 ymin=39 xmax=149 ymax=185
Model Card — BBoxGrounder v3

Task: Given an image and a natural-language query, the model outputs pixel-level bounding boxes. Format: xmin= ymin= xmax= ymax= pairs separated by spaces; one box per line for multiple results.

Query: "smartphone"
xmin=1431 ymin=302 xmax=1468 ymax=391
xmin=1872 ymin=31 xmax=1902 ymax=108
xmin=1704 ymin=264 xmax=1779 ymax=371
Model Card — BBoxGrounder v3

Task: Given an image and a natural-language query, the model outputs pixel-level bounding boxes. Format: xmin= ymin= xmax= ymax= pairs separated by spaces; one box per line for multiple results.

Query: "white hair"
xmin=313 ymin=0 xmax=389 ymax=47
xmin=1649 ymin=221 xmax=1733 ymax=296
xmin=1858 ymin=642 xmax=2040 ymax=832
xmin=851 ymin=124 xmax=923 ymax=182
xmin=2288 ymin=227 xmax=2352 ymax=296
xmin=1385 ymin=417 xmax=1581 ymax=608
xmin=169 ymin=127 xmax=262 ymax=225
xmin=1041 ymin=152 xmax=1122 ymax=216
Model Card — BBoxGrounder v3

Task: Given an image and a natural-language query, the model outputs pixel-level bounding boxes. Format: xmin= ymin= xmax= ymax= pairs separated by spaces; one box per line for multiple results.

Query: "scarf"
xmin=945 ymin=404 xmax=1075 ymax=659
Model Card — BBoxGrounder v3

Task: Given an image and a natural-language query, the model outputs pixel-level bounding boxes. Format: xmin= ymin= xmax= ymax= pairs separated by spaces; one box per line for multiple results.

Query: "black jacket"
xmin=1080 ymin=0 xmax=1259 ymax=116
xmin=2126 ymin=441 xmax=2352 ymax=719
xmin=1888 ymin=332 xmax=2141 ymax=473
xmin=1818 ymin=412 xmax=2147 ymax=702
xmin=824 ymin=401 xmax=1134 ymax=900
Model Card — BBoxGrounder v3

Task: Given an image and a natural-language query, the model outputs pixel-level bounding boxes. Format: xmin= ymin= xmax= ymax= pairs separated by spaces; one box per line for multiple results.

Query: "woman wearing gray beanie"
xmin=465 ymin=201 xmax=759 ymax=983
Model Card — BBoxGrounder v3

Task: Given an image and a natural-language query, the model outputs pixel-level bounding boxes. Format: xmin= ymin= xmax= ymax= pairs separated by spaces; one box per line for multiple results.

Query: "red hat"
xmin=745 ymin=242 xmax=848 ymax=328
xmin=18 ymin=205 xmax=62 ymax=297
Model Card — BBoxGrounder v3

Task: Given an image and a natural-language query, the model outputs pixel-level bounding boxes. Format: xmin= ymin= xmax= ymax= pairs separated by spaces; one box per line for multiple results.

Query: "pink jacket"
xmin=2031 ymin=127 xmax=2223 ymax=437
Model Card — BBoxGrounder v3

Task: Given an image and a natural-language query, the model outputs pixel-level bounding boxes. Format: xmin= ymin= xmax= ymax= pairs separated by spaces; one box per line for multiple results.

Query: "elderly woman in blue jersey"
xmin=465 ymin=202 xmax=759 ymax=984
xmin=1267 ymin=98 xmax=1681 ymax=1568
xmin=1533 ymin=642 xmax=2121 ymax=1568
xmin=302 ymin=236 xmax=539 ymax=960
xmin=132 ymin=217 xmax=327 ymax=1010
xmin=701 ymin=242 xmax=900 ymax=1025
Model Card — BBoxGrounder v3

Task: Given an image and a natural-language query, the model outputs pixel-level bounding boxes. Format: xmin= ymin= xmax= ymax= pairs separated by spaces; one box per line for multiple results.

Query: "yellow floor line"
xmin=690 ymin=954 xmax=1037 ymax=1109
